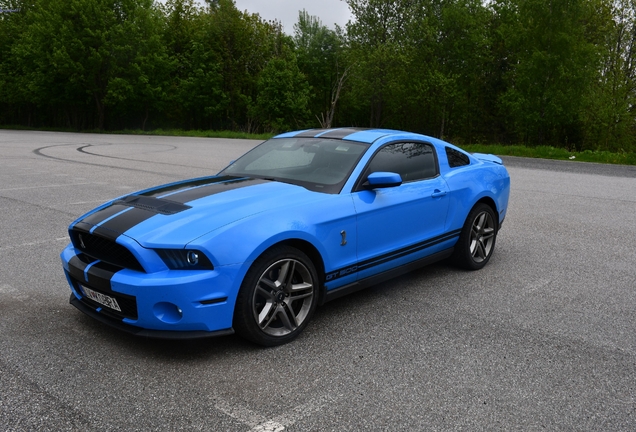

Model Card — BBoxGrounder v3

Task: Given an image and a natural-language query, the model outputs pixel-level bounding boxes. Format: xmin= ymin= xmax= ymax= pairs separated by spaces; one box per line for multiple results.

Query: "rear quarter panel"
xmin=438 ymin=146 xmax=510 ymax=231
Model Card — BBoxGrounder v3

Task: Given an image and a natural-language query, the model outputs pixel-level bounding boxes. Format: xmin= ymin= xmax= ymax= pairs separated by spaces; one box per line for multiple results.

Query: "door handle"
xmin=431 ymin=189 xmax=447 ymax=198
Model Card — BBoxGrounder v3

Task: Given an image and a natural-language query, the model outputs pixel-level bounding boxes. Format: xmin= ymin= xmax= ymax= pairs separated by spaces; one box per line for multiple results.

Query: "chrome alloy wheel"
xmin=252 ymin=258 xmax=315 ymax=337
xmin=469 ymin=210 xmax=496 ymax=263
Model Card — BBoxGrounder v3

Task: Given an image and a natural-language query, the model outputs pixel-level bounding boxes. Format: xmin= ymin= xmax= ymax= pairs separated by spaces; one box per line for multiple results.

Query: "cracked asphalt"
xmin=1 ymin=130 xmax=635 ymax=431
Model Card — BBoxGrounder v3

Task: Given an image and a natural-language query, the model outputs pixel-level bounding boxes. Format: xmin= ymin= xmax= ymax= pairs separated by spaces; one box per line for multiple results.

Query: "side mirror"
xmin=365 ymin=172 xmax=403 ymax=189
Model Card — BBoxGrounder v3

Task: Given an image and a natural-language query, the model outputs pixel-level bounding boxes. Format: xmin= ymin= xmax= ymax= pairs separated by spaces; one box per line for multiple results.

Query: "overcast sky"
xmin=158 ymin=1 xmax=353 ymax=34
xmin=233 ymin=0 xmax=353 ymax=33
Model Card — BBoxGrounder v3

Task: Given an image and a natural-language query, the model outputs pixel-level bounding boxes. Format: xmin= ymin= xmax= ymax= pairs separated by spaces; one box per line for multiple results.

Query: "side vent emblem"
xmin=340 ymin=230 xmax=347 ymax=246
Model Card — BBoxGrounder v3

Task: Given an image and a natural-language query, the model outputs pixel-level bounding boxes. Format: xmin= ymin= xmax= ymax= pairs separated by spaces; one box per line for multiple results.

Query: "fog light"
xmin=186 ymin=251 xmax=199 ymax=266
xmin=153 ymin=302 xmax=183 ymax=324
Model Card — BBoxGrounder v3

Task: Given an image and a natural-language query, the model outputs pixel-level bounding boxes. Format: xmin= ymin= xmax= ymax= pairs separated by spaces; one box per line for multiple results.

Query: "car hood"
xmin=74 ymin=176 xmax=325 ymax=247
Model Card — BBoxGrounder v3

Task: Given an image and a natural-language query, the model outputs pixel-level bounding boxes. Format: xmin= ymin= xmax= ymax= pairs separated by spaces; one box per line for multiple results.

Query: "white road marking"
xmin=0 ymin=237 xmax=68 ymax=250
xmin=251 ymin=421 xmax=285 ymax=432
xmin=260 ymin=393 xmax=337 ymax=430
xmin=213 ymin=398 xmax=268 ymax=428
xmin=0 ymin=182 xmax=103 ymax=191
xmin=211 ymin=393 xmax=338 ymax=432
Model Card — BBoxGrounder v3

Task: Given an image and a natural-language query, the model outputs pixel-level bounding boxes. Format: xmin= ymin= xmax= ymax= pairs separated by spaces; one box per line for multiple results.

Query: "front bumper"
xmin=69 ymin=295 xmax=234 ymax=339
xmin=61 ymin=244 xmax=242 ymax=337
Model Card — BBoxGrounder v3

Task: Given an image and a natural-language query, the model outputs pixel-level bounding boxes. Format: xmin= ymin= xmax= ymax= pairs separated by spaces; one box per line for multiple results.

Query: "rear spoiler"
xmin=472 ymin=153 xmax=503 ymax=165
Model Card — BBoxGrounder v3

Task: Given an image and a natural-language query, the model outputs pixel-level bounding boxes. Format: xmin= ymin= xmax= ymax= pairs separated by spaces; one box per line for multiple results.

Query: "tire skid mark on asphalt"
xmin=211 ymin=393 xmax=338 ymax=431
xmin=76 ymin=143 xmax=196 ymax=170
xmin=32 ymin=144 xmax=188 ymax=178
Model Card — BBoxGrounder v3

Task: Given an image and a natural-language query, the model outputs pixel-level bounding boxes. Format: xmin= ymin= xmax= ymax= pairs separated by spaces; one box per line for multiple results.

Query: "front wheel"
xmin=233 ymin=246 xmax=319 ymax=346
xmin=452 ymin=203 xmax=498 ymax=270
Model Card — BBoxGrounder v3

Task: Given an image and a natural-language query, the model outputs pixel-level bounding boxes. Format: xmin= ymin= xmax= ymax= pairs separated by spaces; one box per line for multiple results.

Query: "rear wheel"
xmin=233 ymin=246 xmax=318 ymax=346
xmin=452 ymin=203 xmax=498 ymax=270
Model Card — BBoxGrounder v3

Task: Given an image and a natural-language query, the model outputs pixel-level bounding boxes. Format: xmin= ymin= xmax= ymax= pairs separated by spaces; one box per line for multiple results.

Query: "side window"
xmin=445 ymin=147 xmax=470 ymax=168
xmin=364 ymin=142 xmax=437 ymax=183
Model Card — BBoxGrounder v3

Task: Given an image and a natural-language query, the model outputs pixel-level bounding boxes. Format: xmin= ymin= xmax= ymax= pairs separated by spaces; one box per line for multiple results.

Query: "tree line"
xmin=1 ymin=0 xmax=636 ymax=152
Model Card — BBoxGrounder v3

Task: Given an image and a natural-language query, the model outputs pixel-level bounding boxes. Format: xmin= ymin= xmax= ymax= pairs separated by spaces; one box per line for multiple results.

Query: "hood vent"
xmin=115 ymin=195 xmax=192 ymax=215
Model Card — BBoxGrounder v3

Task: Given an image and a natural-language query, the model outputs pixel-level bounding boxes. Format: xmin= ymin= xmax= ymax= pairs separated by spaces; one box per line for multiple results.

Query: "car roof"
xmin=274 ymin=128 xmax=436 ymax=145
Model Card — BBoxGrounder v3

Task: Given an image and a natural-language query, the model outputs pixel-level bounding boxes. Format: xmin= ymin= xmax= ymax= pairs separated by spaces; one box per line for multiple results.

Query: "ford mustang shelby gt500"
xmin=61 ymin=128 xmax=510 ymax=346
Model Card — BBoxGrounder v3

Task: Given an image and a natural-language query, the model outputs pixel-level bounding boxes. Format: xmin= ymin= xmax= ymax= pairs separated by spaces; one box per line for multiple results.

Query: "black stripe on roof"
xmin=319 ymin=128 xmax=368 ymax=139
xmin=293 ymin=128 xmax=368 ymax=139
xmin=294 ymin=129 xmax=331 ymax=138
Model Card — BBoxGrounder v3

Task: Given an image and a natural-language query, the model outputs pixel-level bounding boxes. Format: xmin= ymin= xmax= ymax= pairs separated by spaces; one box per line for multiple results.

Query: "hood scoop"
xmin=115 ymin=195 xmax=192 ymax=215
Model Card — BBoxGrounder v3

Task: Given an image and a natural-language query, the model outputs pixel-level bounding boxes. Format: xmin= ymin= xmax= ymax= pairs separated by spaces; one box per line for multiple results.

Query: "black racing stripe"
xmin=166 ymin=177 xmax=268 ymax=204
xmin=294 ymin=129 xmax=331 ymax=138
xmin=357 ymin=230 xmax=461 ymax=271
xmin=86 ymin=261 xmax=122 ymax=293
xmin=77 ymin=177 xmax=265 ymax=239
xmin=68 ymin=254 xmax=92 ymax=282
xmin=319 ymin=128 xmax=368 ymax=139
xmin=73 ymin=177 xmax=242 ymax=232
xmin=72 ymin=222 xmax=92 ymax=235
xmin=327 ymin=229 xmax=462 ymax=281
xmin=140 ymin=175 xmax=243 ymax=198
xmin=357 ymin=229 xmax=461 ymax=270
xmin=114 ymin=195 xmax=191 ymax=215
xmin=67 ymin=254 xmax=122 ymax=293
xmin=78 ymin=204 xmax=130 ymax=227
xmin=94 ymin=207 xmax=156 ymax=240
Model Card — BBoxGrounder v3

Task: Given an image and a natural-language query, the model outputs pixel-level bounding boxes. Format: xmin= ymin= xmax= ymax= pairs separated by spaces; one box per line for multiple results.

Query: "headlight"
xmin=155 ymin=249 xmax=214 ymax=270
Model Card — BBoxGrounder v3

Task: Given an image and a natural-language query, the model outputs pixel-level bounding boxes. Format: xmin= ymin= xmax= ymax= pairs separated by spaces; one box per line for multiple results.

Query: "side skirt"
xmin=320 ymin=248 xmax=453 ymax=305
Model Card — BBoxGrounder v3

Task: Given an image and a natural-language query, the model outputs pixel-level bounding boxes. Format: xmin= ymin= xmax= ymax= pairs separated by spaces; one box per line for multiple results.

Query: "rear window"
xmin=445 ymin=147 xmax=470 ymax=168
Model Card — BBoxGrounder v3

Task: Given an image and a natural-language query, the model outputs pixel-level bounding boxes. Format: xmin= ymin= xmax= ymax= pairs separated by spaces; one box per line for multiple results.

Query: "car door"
xmin=352 ymin=141 xmax=451 ymax=280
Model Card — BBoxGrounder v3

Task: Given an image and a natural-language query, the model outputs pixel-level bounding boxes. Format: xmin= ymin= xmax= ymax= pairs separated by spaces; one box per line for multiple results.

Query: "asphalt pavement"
xmin=1 ymin=130 xmax=634 ymax=431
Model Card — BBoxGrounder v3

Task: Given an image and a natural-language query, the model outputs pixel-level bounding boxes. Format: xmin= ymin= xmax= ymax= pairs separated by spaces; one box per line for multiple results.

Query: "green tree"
xmin=0 ymin=1 xmax=31 ymax=124
xmin=344 ymin=0 xmax=416 ymax=128
xmin=7 ymin=0 xmax=168 ymax=129
xmin=494 ymin=0 xmax=604 ymax=145
xmin=397 ymin=0 xmax=494 ymax=141
xmin=250 ymin=44 xmax=311 ymax=132
xmin=293 ymin=10 xmax=345 ymax=127
xmin=184 ymin=0 xmax=286 ymax=131
xmin=581 ymin=0 xmax=635 ymax=151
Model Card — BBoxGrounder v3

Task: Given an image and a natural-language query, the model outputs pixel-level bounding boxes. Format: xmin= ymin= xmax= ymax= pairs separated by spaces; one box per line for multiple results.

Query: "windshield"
xmin=219 ymin=137 xmax=369 ymax=193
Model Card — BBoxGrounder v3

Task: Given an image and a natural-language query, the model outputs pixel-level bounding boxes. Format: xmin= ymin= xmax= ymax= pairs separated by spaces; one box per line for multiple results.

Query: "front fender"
xmin=186 ymin=194 xmax=358 ymax=277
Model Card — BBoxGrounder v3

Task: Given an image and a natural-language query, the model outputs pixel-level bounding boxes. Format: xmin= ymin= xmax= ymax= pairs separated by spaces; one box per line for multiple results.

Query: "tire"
xmin=233 ymin=246 xmax=319 ymax=346
xmin=452 ymin=203 xmax=498 ymax=270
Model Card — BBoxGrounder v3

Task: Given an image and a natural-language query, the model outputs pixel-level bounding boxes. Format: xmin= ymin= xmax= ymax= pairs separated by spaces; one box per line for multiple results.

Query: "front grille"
xmin=70 ymin=229 xmax=144 ymax=272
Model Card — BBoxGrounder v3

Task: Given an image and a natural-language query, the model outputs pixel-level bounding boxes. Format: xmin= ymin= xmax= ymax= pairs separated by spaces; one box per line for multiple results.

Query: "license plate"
xmin=81 ymin=285 xmax=122 ymax=312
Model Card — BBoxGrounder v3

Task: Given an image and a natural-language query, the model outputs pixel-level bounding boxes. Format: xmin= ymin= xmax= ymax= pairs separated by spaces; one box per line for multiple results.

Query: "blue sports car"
xmin=61 ymin=128 xmax=510 ymax=346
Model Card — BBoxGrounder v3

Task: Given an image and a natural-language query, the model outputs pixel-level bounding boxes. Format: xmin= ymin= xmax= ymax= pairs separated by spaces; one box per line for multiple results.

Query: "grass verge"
xmin=2 ymin=125 xmax=635 ymax=165
xmin=460 ymin=144 xmax=636 ymax=166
